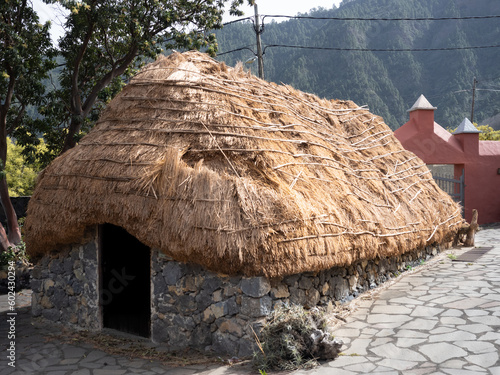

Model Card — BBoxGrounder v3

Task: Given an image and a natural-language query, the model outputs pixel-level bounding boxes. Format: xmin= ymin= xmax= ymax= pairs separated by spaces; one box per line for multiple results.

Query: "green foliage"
xmin=0 ymin=217 xmax=28 ymax=266
xmin=477 ymin=125 xmax=500 ymax=141
xmin=28 ymin=0 xmax=253 ymax=158
xmin=5 ymin=138 xmax=46 ymax=197
xmin=447 ymin=253 xmax=457 ymax=260
xmin=0 ymin=241 xmax=28 ymax=268
xmin=447 ymin=124 xmax=500 ymax=141
xmin=0 ymin=0 xmax=57 ymax=164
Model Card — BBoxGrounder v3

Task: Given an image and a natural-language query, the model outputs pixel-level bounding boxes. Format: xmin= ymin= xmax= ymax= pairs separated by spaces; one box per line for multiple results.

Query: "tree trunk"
xmin=0 ymin=224 xmax=11 ymax=253
xmin=61 ymin=115 xmax=82 ymax=153
xmin=0 ymin=178 xmax=21 ymax=245
xmin=0 ymin=133 xmax=21 ymax=247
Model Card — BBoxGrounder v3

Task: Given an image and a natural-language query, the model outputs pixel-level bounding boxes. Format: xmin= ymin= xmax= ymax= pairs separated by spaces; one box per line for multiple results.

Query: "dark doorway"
xmin=100 ymin=224 xmax=151 ymax=337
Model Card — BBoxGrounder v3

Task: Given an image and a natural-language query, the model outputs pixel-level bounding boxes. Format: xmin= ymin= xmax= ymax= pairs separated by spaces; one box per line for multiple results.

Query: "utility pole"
xmin=471 ymin=77 xmax=477 ymax=123
xmin=254 ymin=3 xmax=264 ymax=79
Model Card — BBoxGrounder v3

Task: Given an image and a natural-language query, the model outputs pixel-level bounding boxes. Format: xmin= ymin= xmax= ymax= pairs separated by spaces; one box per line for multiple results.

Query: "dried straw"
xmin=24 ymin=51 xmax=463 ymax=278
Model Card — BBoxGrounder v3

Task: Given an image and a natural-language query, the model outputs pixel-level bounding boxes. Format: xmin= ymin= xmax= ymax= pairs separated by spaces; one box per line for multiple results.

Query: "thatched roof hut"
xmin=25 ymin=51 xmax=463 ymax=278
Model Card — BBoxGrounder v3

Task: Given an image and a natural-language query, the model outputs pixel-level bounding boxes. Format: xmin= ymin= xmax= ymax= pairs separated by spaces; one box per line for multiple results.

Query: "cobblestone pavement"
xmin=296 ymin=225 xmax=500 ymax=375
xmin=0 ymin=225 xmax=499 ymax=375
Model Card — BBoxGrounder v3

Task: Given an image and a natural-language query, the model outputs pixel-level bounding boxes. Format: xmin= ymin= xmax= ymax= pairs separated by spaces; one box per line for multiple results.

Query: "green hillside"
xmin=215 ymin=0 xmax=500 ymax=129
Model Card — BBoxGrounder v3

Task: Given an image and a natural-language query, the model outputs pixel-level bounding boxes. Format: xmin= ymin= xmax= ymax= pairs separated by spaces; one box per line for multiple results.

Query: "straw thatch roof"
xmin=25 ymin=51 xmax=463 ymax=278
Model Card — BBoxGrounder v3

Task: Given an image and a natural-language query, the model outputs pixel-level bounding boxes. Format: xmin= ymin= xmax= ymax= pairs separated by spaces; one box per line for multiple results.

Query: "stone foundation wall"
xmin=31 ymin=231 xmax=100 ymax=330
xmin=31 ymin=229 xmax=443 ymax=356
xmin=150 ymin=245 xmax=442 ymax=356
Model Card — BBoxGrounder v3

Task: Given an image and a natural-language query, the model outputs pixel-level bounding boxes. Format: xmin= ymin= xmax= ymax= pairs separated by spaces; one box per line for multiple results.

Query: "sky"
xmin=32 ymin=0 xmax=343 ymax=44
xmin=223 ymin=0 xmax=342 ymax=22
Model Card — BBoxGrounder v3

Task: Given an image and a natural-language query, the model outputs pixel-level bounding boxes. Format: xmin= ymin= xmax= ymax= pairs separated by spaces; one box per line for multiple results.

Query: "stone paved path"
xmin=1 ymin=225 xmax=499 ymax=374
xmin=295 ymin=225 xmax=500 ymax=375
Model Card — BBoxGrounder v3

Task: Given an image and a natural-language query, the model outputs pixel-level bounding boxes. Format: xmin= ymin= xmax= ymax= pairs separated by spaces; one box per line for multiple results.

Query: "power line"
xmin=217 ymin=45 xmax=256 ymax=56
xmin=222 ymin=17 xmax=253 ymax=26
xmin=261 ymin=14 xmax=500 ymax=22
xmin=218 ymin=43 xmax=500 ymax=56
xmin=263 ymin=43 xmax=500 ymax=53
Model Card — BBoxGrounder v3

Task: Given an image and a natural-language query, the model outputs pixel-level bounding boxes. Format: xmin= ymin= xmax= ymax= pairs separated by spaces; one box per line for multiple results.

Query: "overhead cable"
xmin=262 ymin=43 xmax=500 ymax=53
xmin=261 ymin=14 xmax=500 ymax=22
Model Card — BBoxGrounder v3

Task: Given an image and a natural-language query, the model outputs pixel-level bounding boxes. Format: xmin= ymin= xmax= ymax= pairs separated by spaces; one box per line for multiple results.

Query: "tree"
xmin=38 ymin=0 xmax=251 ymax=155
xmin=0 ymin=0 xmax=56 ymax=252
xmin=477 ymin=125 xmax=500 ymax=141
xmin=6 ymin=137 xmax=45 ymax=197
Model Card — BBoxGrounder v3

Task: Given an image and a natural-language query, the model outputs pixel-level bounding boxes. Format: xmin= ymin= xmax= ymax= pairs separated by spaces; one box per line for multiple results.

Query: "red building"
xmin=394 ymin=95 xmax=500 ymax=224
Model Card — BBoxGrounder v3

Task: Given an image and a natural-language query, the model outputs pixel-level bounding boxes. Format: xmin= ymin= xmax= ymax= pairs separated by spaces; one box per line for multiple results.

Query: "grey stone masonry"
xmin=31 ymin=223 xmax=445 ymax=357
xmin=31 ymin=228 xmax=100 ymax=331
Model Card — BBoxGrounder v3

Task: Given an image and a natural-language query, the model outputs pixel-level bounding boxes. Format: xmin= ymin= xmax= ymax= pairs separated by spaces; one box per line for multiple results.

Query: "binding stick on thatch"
xmin=25 ymin=51 xmax=464 ymax=277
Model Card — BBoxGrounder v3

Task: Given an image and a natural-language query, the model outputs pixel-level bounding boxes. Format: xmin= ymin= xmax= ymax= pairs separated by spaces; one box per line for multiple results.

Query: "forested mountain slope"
xmin=215 ymin=0 xmax=500 ymax=129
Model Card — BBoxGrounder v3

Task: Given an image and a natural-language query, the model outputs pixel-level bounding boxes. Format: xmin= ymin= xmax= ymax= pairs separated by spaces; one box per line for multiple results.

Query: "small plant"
xmin=447 ymin=254 xmax=457 ymax=260
xmin=419 ymin=259 xmax=425 ymax=265
xmin=0 ymin=241 xmax=29 ymax=268
xmin=405 ymin=265 xmax=413 ymax=271
xmin=259 ymin=370 xmax=267 ymax=375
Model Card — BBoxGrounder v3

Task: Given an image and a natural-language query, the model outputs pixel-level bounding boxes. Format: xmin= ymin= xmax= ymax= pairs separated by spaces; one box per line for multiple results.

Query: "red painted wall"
xmin=394 ymin=101 xmax=500 ymax=224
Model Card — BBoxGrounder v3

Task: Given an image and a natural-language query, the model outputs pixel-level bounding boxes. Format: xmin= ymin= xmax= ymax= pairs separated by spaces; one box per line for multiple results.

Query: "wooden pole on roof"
xmin=254 ymin=3 xmax=264 ymax=79
xmin=471 ymin=77 xmax=477 ymax=123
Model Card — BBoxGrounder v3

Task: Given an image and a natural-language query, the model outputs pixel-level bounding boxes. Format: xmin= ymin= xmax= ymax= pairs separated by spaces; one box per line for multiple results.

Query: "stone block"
xmin=70 ymin=281 xmax=83 ymax=295
xmin=152 ymin=320 xmax=169 ymax=343
xmin=43 ymin=279 xmax=55 ymax=291
xmin=271 ymin=284 xmax=290 ymax=299
xmin=177 ymin=294 xmax=197 ymax=313
xmin=223 ymin=285 xmax=240 ymax=297
xmin=30 ymin=279 xmax=42 ymax=293
xmin=40 ymin=295 xmax=53 ymax=309
xmin=52 ymin=288 xmax=69 ymax=309
xmin=241 ymin=277 xmax=271 ymax=297
xmin=203 ymin=302 xmax=226 ymax=323
xmin=241 ymin=296 xmax=272 ymax=317
xmin=299 ymin=276 xmax=313 ymax=290
xmin=196 ymin=290 xmax=214 ymax=311
xmin=289 ymin=287 xmax=307 ymax=306
xmin=31 ymin=266 xmax=42 ymax=279
xmin=49 ymin=260 xmax=64 ymax=275
xmin=332 ymin=277 xmax=349 ymax=300
xmin=213 ymin=289 xmax=223 ymax=302
xmin=305 ymin=289 xmax=321 ymax=308
xmin=211 ymin=332 xmax=238 ymax=355
xmin=218 ymin=317 xmax=245 ymax=338
xmin=238 ymin=337 xmax=256 ymax=358
xmin=83 ymin=262 xmax=97 ymax=281
xmin=172 ymin=314 xmax=196 ymax=331
xmin=74 ymin=268 xmax=84 ymax=281
xmin=63 ymin=258 xmax=74 ymax=274
xmin=226 ymin=296 xmax=239 ymax=316
xmin=82 ymin=241 xmax=97 ymax=260
xmin=162 ymin=262 xmax=183 ymax=285
xmin=42 ymin=308 xmax=60 ymax=322
xmin=153 ymin=274 xmax=167 ymax=294
xmin=180 ymin=275 xmax=202 ymax=292
xmin=348 ymin=275 xmax=358 ymax=289
xmin=201 ymin=276 xmax=223 ymax=294
xmin=190 ymin=324 xmax=212 ymax=348
xmin=283 ymin=274 xmax=300 ymax=287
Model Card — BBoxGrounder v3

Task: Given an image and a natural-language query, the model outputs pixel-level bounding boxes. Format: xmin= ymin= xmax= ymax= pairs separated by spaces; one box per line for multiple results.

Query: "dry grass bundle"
xmin=25 ymin=50 xmax=463 ymax=277
xmin=253 ymin=304 xmax=342 ymax=371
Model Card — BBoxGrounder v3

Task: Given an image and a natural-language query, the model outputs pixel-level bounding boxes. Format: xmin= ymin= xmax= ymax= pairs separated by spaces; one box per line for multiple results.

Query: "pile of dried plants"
xmin=253 ymin=304 xmax=343 ymax=371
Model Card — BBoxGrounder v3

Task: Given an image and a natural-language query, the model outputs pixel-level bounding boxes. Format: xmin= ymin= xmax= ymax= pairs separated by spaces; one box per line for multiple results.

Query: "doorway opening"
xmin=100 ymin=224 xmax=151 ymax=337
